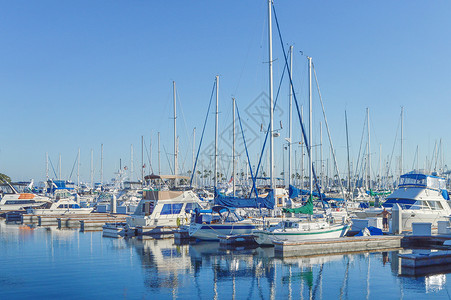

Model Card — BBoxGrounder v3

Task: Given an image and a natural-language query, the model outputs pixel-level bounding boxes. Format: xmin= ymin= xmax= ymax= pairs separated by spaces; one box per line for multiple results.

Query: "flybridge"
xmin=398 ymin=173 xmax=446 ymax=190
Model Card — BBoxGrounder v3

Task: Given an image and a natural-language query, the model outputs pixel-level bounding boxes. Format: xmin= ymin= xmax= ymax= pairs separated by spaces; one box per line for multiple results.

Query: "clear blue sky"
xmin=2 ymin=0 xmax=451 ymax=184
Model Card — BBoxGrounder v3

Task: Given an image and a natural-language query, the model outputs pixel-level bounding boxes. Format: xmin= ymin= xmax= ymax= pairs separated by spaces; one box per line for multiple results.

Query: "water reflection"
xmin=125 ymin=237 xmax=451 ymax=299
xmin=2 ymin=219 xmax=451 ymax=299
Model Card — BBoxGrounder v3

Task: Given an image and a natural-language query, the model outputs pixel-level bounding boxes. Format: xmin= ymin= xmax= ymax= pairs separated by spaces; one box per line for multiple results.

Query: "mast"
xmin=149 ymin=132 xmax=153 ymax=174
xmin=288 ymin=45 xmax=293 ymax=187
xmin=101 ymin=143 xmax=104 ymax=186
xmin=320 ymin=121 xmax=323 ymax=190
xmin=59 ymin=154 xmax=61 ymax=180
xmin=345 ymin=111 xmax=351 ymax=198
xmin=90 ymin=149 xmax=93 ymax=189
xmin=158 ymin=132 xmax=161 ymax=175
xmin=308 ymin=56 xmax=313 ymax=197
xmin=301 ymin=105 xmax=304 ymax=189
xmin=379 ymin=144 xmax=382 ymax=190
xmin=400 ymin=106 xmax=404 ymax=176
xmin=173 ymin=81 xmax=178 ymax=186
xmin=367 ymin=108 xmax=371 ymax=190
xmin=46 ymin=152 xmax=49 ymax=180
xmin=77 ymin=148 xmax=80 ymax=188
xmin=214 ymin=75 xmax=219 ymax=188
xmin=268 ymin=0 xmax=275 ymax=191
xmin=131 ymin=144 xmax=134 ymax=181
xmin=232 ymin=98 xmax=236 ymax=197
xmin=192 ymin=127 xmax=196 ymax=186
xmin=141 ymin=136 xmax=144 ymax=183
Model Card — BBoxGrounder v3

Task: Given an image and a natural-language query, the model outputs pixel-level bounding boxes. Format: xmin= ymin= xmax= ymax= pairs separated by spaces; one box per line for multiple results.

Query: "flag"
xmin=228 ymin=176 xmax=233 ymax=184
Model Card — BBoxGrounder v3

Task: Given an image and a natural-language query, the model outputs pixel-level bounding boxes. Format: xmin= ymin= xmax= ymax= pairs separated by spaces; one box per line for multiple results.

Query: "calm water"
xmin=0 ymin=220 xmax=450 ymax=299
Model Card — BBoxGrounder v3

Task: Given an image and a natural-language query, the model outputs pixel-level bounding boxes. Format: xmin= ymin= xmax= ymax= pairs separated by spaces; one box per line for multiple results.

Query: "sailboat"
xmin=254 ymin=1 xmax=350 ymax=245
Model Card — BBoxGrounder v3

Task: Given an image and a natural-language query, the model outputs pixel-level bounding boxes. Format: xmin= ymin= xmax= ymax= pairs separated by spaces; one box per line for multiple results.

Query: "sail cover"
xmin=282 ymin=196 xmax=314 ymax=215
xmin=289 ymin=185 xmax=325 ymax=199
xmin=214 ymin=189 xmax=275 ymax=209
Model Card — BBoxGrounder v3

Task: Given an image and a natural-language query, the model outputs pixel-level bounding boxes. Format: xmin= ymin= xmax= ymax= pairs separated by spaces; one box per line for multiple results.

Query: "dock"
xmin=273 ymin=235 xmax=403 ymax=258
xmin=17 ymin=213 xmax=129 ymax=231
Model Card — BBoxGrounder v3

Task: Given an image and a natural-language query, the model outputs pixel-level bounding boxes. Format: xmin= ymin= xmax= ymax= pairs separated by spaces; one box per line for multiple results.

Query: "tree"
xmin=0 ymin=173 xmax=11 ymax=183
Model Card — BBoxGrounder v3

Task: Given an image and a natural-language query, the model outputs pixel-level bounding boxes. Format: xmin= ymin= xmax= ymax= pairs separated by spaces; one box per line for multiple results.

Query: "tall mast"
xmin=131 ymin=144 xmax=134 ymax=181
xmin=232 ymin=98 xmax=236 ymax=197
xmin=400 ymin=106 xmax=404 ymax=176
xmin=192 ymin=127 xmax=196 ymax=186
xmin=320 ymin=121 xmax=323 ymax=190
xmin=101 ymin=143 xmax=104 ymax=185
xmin=345 ymin=110 xmax=351 ymax=198
xmin=288 ymin=45 xmax=293 ymax=187
xmin=46 ymin=152 xmax=49 ymax=180
xmin=301 ymin=105 xmax=304 ymax=189
xmin=59 ymin=154 xmax=61 ymax=180
xmin=158 ymin=132 xmax=161 ymax=175
xmin=141 ymin=136 xmax=144 ymax=183
xmin=268 ymin=0 xmax=275 ymax=191
xmin=214 ymin=75 xmax=219 ymax=188
xmin=77 ymin=148 xmax=80 ymax=188
xmin=90 ymin=149 xmax=93 ymax=189
xmin=173 ymin=81 xmax=178 ymax=185
xmin=308 ymin=56 xmax=313 ymax=197
xmin=149 ymin=132 xmax=153 ymax=174
xmin=379 ymin=144 xmax=382 ymax=190
xmin=367 ymin=107 xmax=371 ymax=190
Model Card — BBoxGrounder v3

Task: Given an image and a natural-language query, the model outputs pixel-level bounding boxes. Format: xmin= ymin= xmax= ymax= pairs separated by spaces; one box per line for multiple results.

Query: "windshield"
xmin=0 ymin=184 xmax=16 ymax=194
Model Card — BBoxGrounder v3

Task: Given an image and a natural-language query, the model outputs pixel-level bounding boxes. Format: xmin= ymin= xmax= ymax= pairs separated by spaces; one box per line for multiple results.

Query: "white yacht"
xmin=188 ymin=206 xmax=258 ymax=241
xmin=126 ymin=175 xmax=206 ymax=228
xmin=27 ymin=190 xmax=93 ymax=215
xmin=0 ymin=182 xmax=51 ymax=211
xmin=354 ymin=172 xmax=451 ymax=229
xmin=254 ymin=218 xmax=350 ymax=246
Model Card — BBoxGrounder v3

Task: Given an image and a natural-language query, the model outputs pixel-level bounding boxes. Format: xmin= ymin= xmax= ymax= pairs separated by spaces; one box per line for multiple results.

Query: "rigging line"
xmin=48 ymin=157 xmax=58 ymax=179
xmin=68 ymin=152 xmax=79 ymax=181
xmin=237 ymin=103 xmax=259 ymax=205
xmin=163 ymin=145 xmax=173 ymax=175
xmin=312 ymin=63 xmax=346 ymax=206
xmin=354 ymin=114 xmax=367 ymax=189
xmin=143 ymin=137 xmax=154 ymax=174
xmin=411 ymin=146 xmax=418 ymax=171
xmin=386 ymin=116 xmax=401 ymax=181
xmin=190 ymin=80 xmax=216 ymax=187
xmin=176 ymin=87 xmax=195 ymax=163
xmin=272 ymin=2 xmax=324 ymax=202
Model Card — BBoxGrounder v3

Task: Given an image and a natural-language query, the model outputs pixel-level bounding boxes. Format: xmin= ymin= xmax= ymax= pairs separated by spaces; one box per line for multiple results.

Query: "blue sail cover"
xmin=288 ymin=185 xmax=325 ymax=199
xmin=214 ymin=189 xmax=275 ymax=209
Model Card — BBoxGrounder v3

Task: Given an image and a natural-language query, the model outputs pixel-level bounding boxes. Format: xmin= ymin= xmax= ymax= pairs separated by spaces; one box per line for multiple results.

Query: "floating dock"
xmin=273 ymin=235 xmax=403 ymax=257
xmin=18 ymin=213 xmax=129 ymax=230
xmin=401 ymin=235 xmax=451 ymax=248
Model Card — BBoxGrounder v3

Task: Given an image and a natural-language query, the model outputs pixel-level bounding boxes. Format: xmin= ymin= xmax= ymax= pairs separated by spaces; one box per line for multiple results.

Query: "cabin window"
xmin=57 ymin=204 xmax=65 ymax=209
xmin=160 ymin=203 xmax=184 ymax=215
xmin=426 ymin=201 xmax=442 ymax=210
xmin=172 ymin=203 xmax=183 ymax=214
xmin=4 ymin=200 xmax=36 ymax=205
xmin=383 ymin=199 xmax=417 ymax=209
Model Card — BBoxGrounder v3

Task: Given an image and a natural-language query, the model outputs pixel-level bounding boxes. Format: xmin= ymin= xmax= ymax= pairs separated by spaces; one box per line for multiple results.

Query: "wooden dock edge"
xmin=274 ymin=235 xmax=403 ymax=258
